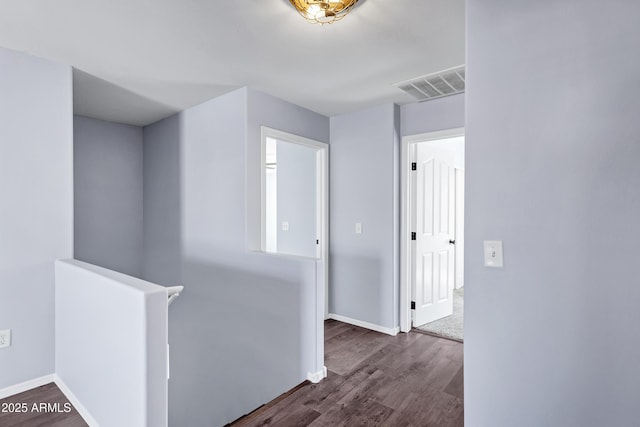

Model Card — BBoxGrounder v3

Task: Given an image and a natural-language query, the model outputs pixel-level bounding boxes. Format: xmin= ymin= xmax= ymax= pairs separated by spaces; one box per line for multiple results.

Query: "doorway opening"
xmin=400 ymin=128 xmax=465 ymax=341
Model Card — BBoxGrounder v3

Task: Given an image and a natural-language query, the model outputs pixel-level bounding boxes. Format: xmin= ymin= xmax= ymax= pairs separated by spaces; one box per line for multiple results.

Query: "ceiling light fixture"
xmin=289 ymin=0 xmax=359 ymax=24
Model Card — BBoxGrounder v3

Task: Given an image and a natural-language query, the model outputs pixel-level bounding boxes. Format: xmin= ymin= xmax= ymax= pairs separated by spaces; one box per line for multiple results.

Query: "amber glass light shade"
xmin=289 ymin=0 xmax=359 ymax=24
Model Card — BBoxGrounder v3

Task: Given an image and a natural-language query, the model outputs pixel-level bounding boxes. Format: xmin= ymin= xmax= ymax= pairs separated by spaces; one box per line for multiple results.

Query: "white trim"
xmin=403 ymin=128 xmax=465 ymax=145
xmin=454 ymin=168 xmax=465 ymax=289
xmin=261 ymin=126 xmax=328 ymax=151
xmin=0 ymin=374 xmax=55 ymax=400
xmin=328 ymin=313 xmax=400 ymax=336
xmin=260 ymin=128 xmax=268 ymax=252
xmin=54 ymin=374 xmax=99 ymax=427
xmin=400 ymin=128 xmax=465 ymax=333
xmin=307 ymin=366 xmax=328 ymax=383
xmin=318 ymin=145 xmax=329 ymax=320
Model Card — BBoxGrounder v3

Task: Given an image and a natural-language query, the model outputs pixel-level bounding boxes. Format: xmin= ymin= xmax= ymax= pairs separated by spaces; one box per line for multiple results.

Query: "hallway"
xmin=231 ymin=320 xmax=464 ymax=426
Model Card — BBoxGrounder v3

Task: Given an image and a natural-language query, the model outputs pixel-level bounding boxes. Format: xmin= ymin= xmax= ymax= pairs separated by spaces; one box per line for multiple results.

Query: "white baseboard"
xmin=328 ymin=313 xmax=400 ymax=336
xmin=0 ymin=374 xmax=55 ymax=400
xmin=54 ymin=375 xmax=99 ymax=427
xmin=307 ymin=366 xmax=327 ymax=383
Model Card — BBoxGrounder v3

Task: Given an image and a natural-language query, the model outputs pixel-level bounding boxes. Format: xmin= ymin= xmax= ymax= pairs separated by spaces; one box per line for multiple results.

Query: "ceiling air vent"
xmin=394 ymin=65 xmax=465 ymax=102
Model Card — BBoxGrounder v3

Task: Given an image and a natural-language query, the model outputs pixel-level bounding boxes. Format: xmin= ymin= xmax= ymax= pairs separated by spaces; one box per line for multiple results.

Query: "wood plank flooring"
xmin=230 ymin=320 xmax=464 ymax=426
xmin=0 ymin=382 xmax=88 ymax=427
xmin=1 ymin=320 xmax=463 ymax=426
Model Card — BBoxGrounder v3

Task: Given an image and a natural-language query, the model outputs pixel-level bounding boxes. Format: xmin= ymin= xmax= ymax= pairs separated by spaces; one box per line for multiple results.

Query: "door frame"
xmin=400 ymin=127 xmax=465 ymax=333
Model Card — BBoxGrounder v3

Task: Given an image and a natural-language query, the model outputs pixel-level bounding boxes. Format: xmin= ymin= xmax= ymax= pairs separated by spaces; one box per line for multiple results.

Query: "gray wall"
xmin=401 ymin=93 xmax=465 ymax=136
xmin=277 ymin=140 xmax=317 ymax=258
xmin=466 ymin=1 xmax=640 ymax=426
xmin=329 ymin=103 xmax=400 ymax=330
xmin=0 ymin=47 xmax=73 ymax=388
xmin=74 ymin=115 xmax=144 ymax=277
xmin=246 ymin=88 xmax=330 ymax=251
xmin=143 ymin=88 xmax=326 ymax=426
xmin=142 ymin=114 xmax=181 ymax=286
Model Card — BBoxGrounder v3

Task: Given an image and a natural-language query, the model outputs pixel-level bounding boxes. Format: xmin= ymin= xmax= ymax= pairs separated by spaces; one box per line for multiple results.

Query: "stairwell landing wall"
xmin=143 ymin=87 xmax=329 ymax=426
xmin=74 ymin=115 xmax=144 ymax=278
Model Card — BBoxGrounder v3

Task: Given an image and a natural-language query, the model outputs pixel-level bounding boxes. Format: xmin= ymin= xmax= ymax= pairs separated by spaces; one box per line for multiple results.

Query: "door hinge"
xmin=411 ymin=232 xmax=416 ymax=241
xmin=411 ymin=162 xmax=417 ymax=171
xmin=316 ymin=239 xmax=319 ymax=245
xmin=411 ymin=301 xmax=416 ymax=310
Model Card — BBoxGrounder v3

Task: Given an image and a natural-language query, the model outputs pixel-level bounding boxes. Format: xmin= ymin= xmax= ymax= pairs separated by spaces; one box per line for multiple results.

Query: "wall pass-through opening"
xmin=260 ymin=127 xmax=328 ymax=260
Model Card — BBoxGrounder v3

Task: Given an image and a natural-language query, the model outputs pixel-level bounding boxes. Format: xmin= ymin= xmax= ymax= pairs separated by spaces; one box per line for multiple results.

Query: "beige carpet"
xmin=416 ymin=287 xmax=464 ymax=341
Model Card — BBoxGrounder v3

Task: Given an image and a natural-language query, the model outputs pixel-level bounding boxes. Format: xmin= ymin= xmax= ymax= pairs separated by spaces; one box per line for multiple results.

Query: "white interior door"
xmin=413 ymin=144 xmax=456 ymax=326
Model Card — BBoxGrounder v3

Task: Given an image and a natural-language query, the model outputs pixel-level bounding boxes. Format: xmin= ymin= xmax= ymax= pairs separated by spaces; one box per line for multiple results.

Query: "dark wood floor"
xmin=231 ymin=320 xmax=464 ymax=426
xmin=0 ymin=382 xmax=88 ymax=427
xmin=2 ymin=321 xmax=463 ymax=426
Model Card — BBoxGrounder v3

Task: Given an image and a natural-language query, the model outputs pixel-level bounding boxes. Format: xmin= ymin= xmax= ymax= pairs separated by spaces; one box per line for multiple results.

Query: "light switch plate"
xmin=484 ymin=240 xmax=504 ymax=268
xmin=0 ymin=329 xmax=11 ymax=348
xmin=281 ymin=221 xmax=289 ymax=231
xmin=355 ymin=223 xmax=362 ymax=234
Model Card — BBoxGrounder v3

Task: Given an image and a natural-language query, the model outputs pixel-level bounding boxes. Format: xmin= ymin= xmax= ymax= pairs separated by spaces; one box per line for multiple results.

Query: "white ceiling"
xmin=0 ymin=0 xmax=465 ymax=126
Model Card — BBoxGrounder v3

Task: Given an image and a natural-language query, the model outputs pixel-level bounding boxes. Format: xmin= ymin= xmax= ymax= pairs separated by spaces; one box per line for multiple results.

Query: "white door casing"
xmin=413 ymin=144 xmax=456 ymax=326
xmin=454 ymin=169 xmax=465 ymax=289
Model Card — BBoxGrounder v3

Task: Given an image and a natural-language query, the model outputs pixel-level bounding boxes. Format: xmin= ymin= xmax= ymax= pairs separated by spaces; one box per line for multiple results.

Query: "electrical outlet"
xmin=0 ymin=329 xmax=11 ymax=348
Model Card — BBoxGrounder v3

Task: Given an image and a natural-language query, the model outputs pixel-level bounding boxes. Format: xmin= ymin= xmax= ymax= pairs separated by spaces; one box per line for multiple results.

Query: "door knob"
xmin=449 ymin=240 xmax=456 ymax=245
